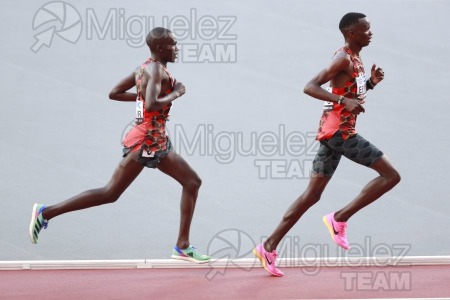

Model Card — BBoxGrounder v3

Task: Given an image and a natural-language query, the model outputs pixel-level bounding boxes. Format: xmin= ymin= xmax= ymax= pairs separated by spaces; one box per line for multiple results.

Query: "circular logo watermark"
xmin=31 ymin=1 xmax=82 ymax=52
xmin=205 ymin=228 xmax=257 ymax=280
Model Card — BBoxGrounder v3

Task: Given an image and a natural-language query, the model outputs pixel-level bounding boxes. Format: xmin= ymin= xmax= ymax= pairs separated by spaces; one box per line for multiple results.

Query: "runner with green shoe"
xmin=28 ymin=27 xmax=210 ymax=264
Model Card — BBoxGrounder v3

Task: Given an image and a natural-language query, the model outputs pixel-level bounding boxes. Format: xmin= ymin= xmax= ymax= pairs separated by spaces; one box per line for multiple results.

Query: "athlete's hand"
xmin=343 ymin=98 xmax=365 ymax=115
xmin=173 ymin=82 xmax=186 ymax=98
xmin=371 ymin=64 xmax=384 ymax=85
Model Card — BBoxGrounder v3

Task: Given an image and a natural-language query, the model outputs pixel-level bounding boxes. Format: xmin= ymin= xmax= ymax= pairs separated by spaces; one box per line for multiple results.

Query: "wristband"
xmin=337 ymin=95 xmax=345 ymax=105
xmin=366 ymin=78 xmax=376 ymax=90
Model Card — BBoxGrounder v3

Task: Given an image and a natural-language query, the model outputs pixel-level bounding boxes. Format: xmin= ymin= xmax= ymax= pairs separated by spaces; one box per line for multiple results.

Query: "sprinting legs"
xmin=335 ymin=155 xmax=400 ymax=222
xmin=264 ymin=174 xmax=330 ymax=252
xmin=155 ymin=152 xmax=210 ymax=263
xmin=156 ymin=152 xmax=202 ymax=250
xmin=41 ymin=152 xmax=144 ymax=221
xmin=256 ymin=134 xmax=401 ymax=275
xmin=34 ymin=150 xmax=205 ymax=252
xmin=29 ymin=153 xmax=143 ymax=244
xmin=264 ymin=153 xmax=400 ymax=252
xmin=30 ymin=149 xmax=210 ymax=262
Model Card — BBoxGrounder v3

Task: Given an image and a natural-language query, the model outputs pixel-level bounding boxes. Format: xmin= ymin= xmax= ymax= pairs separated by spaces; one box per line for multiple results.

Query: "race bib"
xmin=135 ymin=98 xmax=144 ymax=123
xmin=356 ymin=73 xmax=367 ymax=96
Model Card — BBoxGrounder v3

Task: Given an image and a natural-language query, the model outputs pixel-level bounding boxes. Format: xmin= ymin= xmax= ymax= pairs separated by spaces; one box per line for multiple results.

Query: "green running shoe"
xmin=171 ymin=245 xmax=211 ymax=264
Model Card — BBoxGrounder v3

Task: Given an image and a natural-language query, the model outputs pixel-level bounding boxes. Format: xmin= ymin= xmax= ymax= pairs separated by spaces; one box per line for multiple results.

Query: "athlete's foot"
xmin=29 ymin=203 xmax=49 ymax=244
xmin=323 ymin=212 xmax=350 ymax=250
xmin=253 ymin=243 xmax=284 ymax=277
xmin=171 ymin=245 xmax=211 ymax=264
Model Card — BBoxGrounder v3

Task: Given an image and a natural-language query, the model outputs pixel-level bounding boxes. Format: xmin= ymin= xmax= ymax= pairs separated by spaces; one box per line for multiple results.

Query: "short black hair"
xmin=339 ymin=12 xmax=366 ymax=33
xmin=146 ymin=27 xmax=172 ymax=51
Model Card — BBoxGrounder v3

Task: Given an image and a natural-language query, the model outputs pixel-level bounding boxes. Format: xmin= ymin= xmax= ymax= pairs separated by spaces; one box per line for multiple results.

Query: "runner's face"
xmin=350 ymin=18 xmax=372 ymax=47
xmin=162 ymin=33 xmax=179 ymax=63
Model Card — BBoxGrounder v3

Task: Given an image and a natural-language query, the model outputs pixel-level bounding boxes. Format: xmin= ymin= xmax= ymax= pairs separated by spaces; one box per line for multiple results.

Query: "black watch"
xmin=366 ymin=78 xmax=376 ymax=90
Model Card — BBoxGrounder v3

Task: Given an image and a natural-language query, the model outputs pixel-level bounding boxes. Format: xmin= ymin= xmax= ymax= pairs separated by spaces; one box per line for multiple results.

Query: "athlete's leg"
xmin=254 ymin=139 xmax=342 ymax=276
xmin=334 ymin=154 xmax=401 ymax=222
xmin=156 ymin=152 xmax=202 ymax=250
xmin=264 ymin=174 xmax=331 ymax=252
xmin=42 ymin=152 xmax=144 ymax=220
xmin=264 ymin=141 xmax=341 ymax=252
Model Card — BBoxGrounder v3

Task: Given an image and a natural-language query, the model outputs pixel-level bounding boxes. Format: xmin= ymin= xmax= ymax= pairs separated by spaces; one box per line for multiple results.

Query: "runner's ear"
xmin=347 ymin=30 xmax=354 ymax=38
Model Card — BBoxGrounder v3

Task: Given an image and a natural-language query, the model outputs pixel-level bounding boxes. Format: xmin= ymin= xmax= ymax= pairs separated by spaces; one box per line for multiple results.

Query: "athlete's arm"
xmin=144 ymin=63 xmax=185 ymax=112
xmin=109 ymin=72 xmax=137 ymax=102
xmin=304 ymin=57 xmax=365 ymax=114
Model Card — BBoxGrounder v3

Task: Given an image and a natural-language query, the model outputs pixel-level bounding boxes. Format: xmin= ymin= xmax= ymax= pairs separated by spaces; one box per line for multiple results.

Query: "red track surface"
xmin=1 ymin=265 xmax=449 ymax=299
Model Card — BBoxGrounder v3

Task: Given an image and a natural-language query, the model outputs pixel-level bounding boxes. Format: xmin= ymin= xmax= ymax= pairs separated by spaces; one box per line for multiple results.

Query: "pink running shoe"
xmin=253 ymin=243 xmax=284 ymax=277
xmin=323 ymin=212 xmax=350 ymax=250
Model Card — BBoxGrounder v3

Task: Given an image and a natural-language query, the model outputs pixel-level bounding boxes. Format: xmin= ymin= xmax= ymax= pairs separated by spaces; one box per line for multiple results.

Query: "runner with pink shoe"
xmin=254 ymin=12 xmax=400 ymax=276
